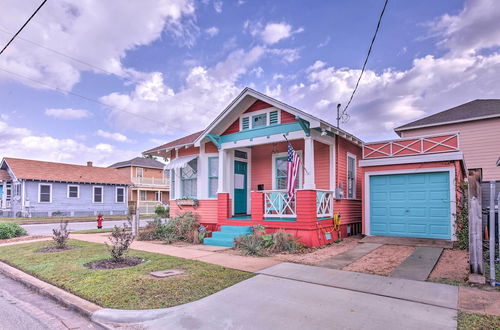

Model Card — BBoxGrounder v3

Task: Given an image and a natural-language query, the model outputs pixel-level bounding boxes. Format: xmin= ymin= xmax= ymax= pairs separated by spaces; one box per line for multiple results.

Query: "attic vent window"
xmin=240 ymin=108 xmax=280 ymax=131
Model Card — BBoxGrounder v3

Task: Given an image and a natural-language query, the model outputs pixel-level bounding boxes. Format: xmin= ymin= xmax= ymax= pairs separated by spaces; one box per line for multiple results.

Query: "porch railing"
xmin=263 ymin=190 xmax=296 ymax=218
xmin=132 ymin=177 xmax=170 ymax=187
xmin=0 ymin=200 xmax=11 ymax=209
xmin=316 ymin=190 xmax=334 ymax=217
xmin=137 ymin=201 xmax=162 ymax=215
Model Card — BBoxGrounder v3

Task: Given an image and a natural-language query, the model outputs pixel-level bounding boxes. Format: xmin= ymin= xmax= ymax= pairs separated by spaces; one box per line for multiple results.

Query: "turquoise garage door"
xmin=369 ymin=172 xmax=451 ymax=240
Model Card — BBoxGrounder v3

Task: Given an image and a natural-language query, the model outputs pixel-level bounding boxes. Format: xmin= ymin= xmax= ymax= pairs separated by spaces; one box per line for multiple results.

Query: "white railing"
xmin=0 ymin=200 xmax=11 ymax=209
xmin=263 ymin=190 xmax=296 ymax=218
xmin=132 ymin=177 xmax=170 ymax=187
xmin=316 ymin=190 xmax=334 ymax=217
xmin=137 ymin=201 xmax=162 ymax=215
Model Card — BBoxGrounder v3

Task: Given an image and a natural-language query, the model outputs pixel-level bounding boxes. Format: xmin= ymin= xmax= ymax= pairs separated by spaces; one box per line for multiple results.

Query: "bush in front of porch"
xmin=234 ymin=226 xmax=305 ymax=256
xmin=0 ymin=222 xmax=27 ymax=239
xmin=138 ymin=212 xmax=208 ymax=244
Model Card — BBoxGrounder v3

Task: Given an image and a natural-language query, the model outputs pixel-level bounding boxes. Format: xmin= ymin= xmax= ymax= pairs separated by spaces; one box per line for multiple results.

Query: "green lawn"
xmin=0 ymin=240 xmax=253 ymax=310
xmin=458 ymin=311 xmax=500 ymax=330
xmin=70 ymin=228 xmax=118 ymax=234
xmin=0 ymin=215 xmax=128 ymax=225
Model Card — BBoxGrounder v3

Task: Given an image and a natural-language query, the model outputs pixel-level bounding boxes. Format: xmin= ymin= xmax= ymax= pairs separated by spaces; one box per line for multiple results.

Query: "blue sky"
xmin=1 ymin=0 xmax=499 ymax=165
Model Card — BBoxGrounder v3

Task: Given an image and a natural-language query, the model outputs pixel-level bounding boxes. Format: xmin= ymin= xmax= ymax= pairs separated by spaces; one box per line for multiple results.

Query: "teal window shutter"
xmin=241 ymin=117 xmax=250 ymax=130
xmin=269 ymin=110 xmax=278 ymax=125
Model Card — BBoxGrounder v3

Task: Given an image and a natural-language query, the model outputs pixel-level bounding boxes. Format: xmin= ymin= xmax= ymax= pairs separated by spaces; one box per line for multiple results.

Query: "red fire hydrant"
xmin=97 ymin=214 xmax=103 ymax=229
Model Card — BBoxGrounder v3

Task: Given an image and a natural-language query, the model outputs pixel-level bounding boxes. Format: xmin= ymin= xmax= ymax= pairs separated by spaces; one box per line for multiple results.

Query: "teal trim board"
xmin=369 ymin=172 xmax=451 ymax=240
xmin=219 ymin=122 xmax=302 ymax=143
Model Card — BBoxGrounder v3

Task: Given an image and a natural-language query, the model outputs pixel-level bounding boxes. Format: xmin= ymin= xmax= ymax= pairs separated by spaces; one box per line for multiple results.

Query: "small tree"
xmin=106 ymin=223 xmax=135 ymax=262
xmin=52 ymin=220 xmax=70 ymax=249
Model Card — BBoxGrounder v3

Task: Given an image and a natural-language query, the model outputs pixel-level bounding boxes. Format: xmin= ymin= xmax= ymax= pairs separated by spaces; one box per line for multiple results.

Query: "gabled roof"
xmin=395 ymin=99 xmax=500 ymax=133
xmin=109 ymin=157 xmax=166 ymax=169
xmin=143 ymin=88 xmax=363 ymax=155
xmin=0 ymin=170 xmax=11 ymax=181
xmin=143 ymin=131 xmax=203 ymax=155
xmin=1 ymin=158 xmax=131 ymax=185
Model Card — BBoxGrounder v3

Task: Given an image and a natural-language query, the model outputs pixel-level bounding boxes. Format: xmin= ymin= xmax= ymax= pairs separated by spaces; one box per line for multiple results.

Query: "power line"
xmin=340 ymin=0 xmax=389 ymax=120
xmin=0 ymin=0 xmax=48 ymax=55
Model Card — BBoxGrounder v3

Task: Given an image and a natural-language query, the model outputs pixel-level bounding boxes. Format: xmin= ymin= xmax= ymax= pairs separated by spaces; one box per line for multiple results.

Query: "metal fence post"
xmin=489 ymin=181 xmax=496 ymax=286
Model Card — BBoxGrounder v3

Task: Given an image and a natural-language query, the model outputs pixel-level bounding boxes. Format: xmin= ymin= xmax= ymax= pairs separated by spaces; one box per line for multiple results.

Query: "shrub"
xmin=154 ymin=205 xmax=170 ymax=218
xmin=234 ymin=234 xmax=267 ymax=256
xmin=269 ymin=229 xmax=304 ymax=253
xmin=106 ymin=222 xmax=135 ymax=262
xmin=156 ymin=212 xmax=199 ymax=244
xmin=234 ymin=227 xmax=304 ymax=256
xmin=455 ymin=182 xmax=469 ymax=250
xmin=0 ymin=222 xmax=27 ymax=239
xmin=52 ymin=220 xmax=70 ymax=249
xmin=137 ymin=217 xmax=163 ymax=241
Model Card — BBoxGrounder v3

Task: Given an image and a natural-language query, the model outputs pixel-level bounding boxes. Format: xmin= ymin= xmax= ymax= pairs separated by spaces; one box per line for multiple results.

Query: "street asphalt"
xmin=0 ymin=273 xmax=100 ymax=330
xmin=22 ymin=218 xmax=151 ymax=235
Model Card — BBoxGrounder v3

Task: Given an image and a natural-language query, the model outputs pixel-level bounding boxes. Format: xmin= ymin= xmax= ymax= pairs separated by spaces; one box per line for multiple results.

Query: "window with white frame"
xmin=116 ymin=187 xmax=125 ymax=203
xmin=272 ymin=152 xmax=302 ymax=190
xmin=155 ymin=191 xmax=162 ymax=201
xmin=208 ymin=157 xmax=219 ymax=198
xmin=136 ymin=167 xmax=143 ymax=177
xmin=139 ymin=190 xmax=146 ymax=201
xmin=39 ymin=184 xmax=52 ymax=203
xmin=93 ymin=186 xmax=104 ymax=203
xmin=240 ymin=109 xmax=279 ymax=131
xmin=347 ymin=153 xmax=356 ymax=199
xmin=13 ymin=183 xmax=21 ymax=196
xmin=6 ymin=184 xmax=11 ymax=199
xmin=181 ymin=159 xmax=197 ymax=198
xmin=67 ymin=185 xmax=79 ymax=198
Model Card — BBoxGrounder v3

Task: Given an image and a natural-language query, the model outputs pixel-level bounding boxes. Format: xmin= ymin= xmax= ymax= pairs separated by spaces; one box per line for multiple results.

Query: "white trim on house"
xmin=395 ymin=114 xmax=500 ymax=133
xmin=230 ymin=147 xmax=251 ymax=215
xmin=271 ymin=151 xmax=303 ymax=190
xmin=38 ymin=183 xmax=52 ymax=203
xmin=92 ymin=185 xmax=104 ymax=203
xmin=115 ymin=186 xmax=126 ymax=203
xmin=346 ymin=152 xmax=357 ymax=199
xmin=359 ymin=151 xmax=464 ymax=167
xmin=363 ymin=167 xmax=457 ymax=241
xmin=67 ymin=184 xmax=80 ymax=198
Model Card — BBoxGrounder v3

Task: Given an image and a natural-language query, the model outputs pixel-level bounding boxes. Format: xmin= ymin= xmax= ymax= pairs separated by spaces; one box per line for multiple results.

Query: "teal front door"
xmin=370 ymin=172 xmax=451 ymax=239
xmin=234 ymin=161 xmax=247 ymax=214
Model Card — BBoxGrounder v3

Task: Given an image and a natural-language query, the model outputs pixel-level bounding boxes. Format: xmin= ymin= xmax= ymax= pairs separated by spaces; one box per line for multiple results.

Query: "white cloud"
xmin=96 ymin=129 xmax=131 ymax=143
xmin=100 ymin=46 xmax=266 ymax=135
xmin=268 ymin=48 xmax=301 ymax=62
xmin=0 ymin=0 xmax=197 ymax=91
xmin=205 ymin=26 xmax=219 ymax=37
xmin=0 ymin=121 xmax=138 ymax=166
xmin=213 ymin=0 xmax=223 ymax=13
xmin=260 ymin=22 xmax=303 ymax=45
xmin=44 ymin=108 xmax=91 ymax=120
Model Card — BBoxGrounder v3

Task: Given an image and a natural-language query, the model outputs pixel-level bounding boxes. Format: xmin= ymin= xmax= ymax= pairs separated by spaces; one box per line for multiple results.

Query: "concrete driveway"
xmin=22 ymin=219 xmax=150 ymax=235
xmin=93 ymin=263 xmax=458 ymax=330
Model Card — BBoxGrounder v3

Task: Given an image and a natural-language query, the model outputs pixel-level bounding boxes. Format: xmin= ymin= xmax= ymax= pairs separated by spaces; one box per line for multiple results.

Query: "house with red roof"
xmin=144 ymin=88 xmax=466 ymax=247
xmin=0 ymin=158 xmax=131 ymax=218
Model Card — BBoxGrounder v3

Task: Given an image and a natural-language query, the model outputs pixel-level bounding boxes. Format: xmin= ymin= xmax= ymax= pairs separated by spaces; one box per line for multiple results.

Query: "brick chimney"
xmin=87 ymin=161 xmax=93 ymax=167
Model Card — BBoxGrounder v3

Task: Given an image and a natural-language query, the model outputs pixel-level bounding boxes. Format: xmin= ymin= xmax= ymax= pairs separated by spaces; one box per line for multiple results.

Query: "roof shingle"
xmin=2 ymin=158 xmax=131 ymax=185
xmin=143 ymin=131 xmax=203 ymax=155
xmin=0 ymin=170 xmax=11 ymax=181
xmin=109 ymin=157 xmax=166 ymax=169
xmin=395 ymin=99 xmax=500 ymax=131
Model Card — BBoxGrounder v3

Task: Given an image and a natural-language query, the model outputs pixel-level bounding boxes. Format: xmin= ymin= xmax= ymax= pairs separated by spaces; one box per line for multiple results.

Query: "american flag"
xmin=287 ymin=142 xmax=300 ymax=199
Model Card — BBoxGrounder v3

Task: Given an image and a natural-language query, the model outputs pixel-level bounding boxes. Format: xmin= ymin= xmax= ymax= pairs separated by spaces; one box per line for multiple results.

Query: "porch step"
xmin=204 ymin=225 xmax=253 ymax=248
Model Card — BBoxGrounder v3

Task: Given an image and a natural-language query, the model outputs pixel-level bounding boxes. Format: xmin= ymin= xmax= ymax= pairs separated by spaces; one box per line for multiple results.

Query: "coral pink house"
xmin=144 ymin=88 xmax=466 ymax=246
xmin=144 ymin=88 xmax=364 ymax=247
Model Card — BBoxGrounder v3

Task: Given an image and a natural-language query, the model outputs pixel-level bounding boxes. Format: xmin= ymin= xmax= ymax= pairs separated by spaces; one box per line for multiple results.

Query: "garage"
xmin=369 ymin=171 xmax=451 ymax=239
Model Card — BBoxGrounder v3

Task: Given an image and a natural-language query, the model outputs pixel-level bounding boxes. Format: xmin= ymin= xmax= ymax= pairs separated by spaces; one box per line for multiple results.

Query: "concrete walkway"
xmin=361 ymin=236 xmax=453 ymax=248
xmin=70 ymin=233 xmax=281 ymax=272
xmin=93 ymin=262 xmax=458 ymax=330
xmin=390 ymin=247 xmax=443 ymax=281
xmin=318 ymin=242 xmax=382 ymax=269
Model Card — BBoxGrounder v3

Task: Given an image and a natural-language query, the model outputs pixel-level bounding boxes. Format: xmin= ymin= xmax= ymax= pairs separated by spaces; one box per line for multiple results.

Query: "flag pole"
xmin=283 ymin=134 xmax=310 ymax=175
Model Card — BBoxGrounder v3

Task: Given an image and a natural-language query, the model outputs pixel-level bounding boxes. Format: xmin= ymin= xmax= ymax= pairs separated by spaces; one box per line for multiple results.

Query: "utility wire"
xmin=341 ymin=0 xmax=389 ymax=118
xmin=0 ymin=0 xmax=48 ymax=55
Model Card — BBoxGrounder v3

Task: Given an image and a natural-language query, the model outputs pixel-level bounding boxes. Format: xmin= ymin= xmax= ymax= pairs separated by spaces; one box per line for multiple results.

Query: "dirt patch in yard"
xmin=428 ymin=249 xmax=469 ymax=284
xmin=273 ymin=236 xmax=361 ymax=265
xmin=36 ymin=245 xmax=79 ymax=253
xmin=84 ymin=257 xmax=146 ymax=270
xmin=342 ymin=245 xmax=415 ymax=276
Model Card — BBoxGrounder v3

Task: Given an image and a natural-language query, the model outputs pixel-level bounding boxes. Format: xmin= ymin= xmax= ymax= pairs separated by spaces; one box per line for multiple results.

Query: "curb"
xmin=0 ymin=262 xmax=113 ymax=329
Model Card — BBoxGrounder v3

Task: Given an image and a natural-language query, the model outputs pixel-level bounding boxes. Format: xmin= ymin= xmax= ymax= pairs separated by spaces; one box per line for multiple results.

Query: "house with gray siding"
xmin=0 ymin=157 xmax=131 ymax=218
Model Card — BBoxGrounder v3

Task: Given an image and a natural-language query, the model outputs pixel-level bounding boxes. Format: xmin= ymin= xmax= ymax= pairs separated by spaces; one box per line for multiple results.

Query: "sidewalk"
xmin=70 ymin=233 xmax=281 ymax=272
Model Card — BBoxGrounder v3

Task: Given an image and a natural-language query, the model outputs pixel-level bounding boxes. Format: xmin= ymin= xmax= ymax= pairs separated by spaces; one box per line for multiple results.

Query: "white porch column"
xmin=174 ymin=168 xmax=182 ymax=199
xmin=303 ymin=136 xmax=316 ymax=189
xmin=217 ymin=149 xmax=229 ymax=193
